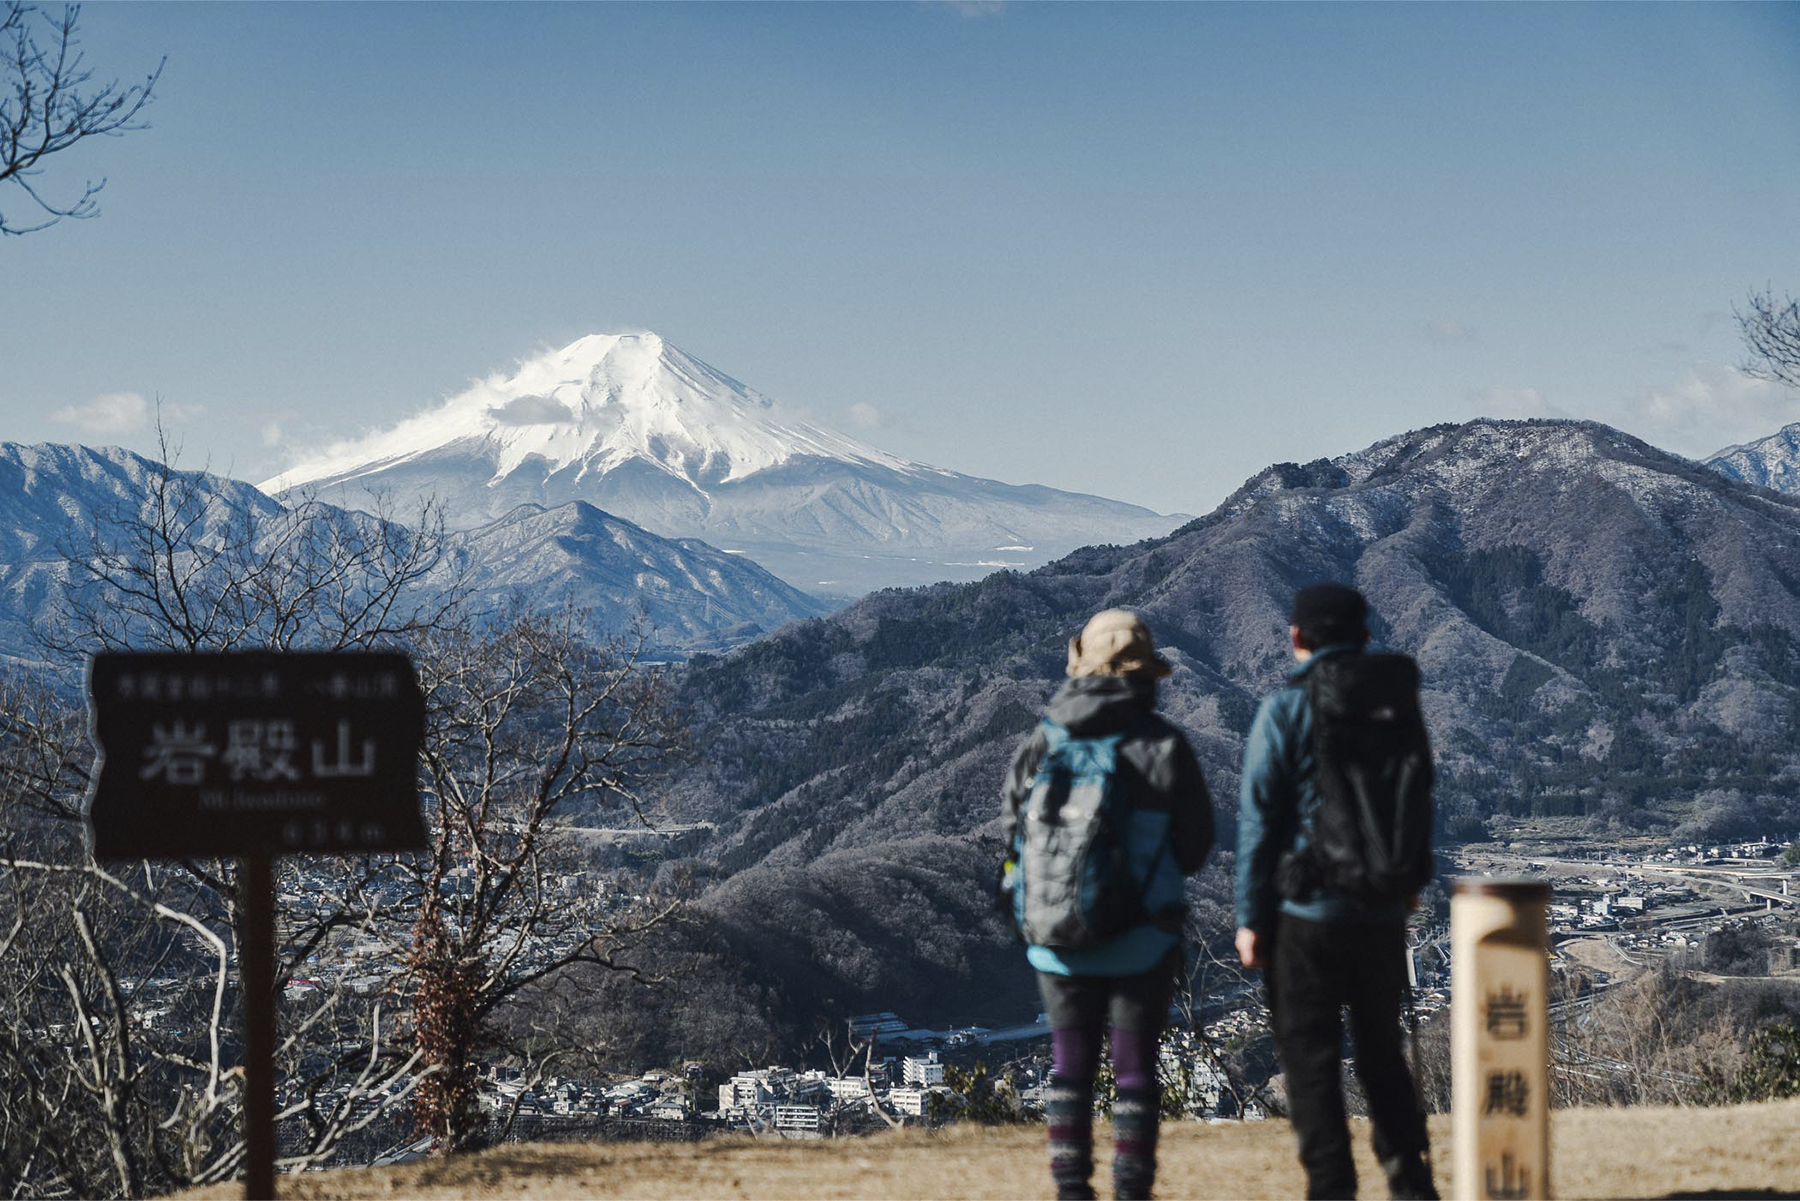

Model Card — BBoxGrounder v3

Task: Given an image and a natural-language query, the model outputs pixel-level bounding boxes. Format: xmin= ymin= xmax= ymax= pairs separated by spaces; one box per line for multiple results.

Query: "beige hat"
xmin=1066 ymin=608 xmax=1173 ymax=680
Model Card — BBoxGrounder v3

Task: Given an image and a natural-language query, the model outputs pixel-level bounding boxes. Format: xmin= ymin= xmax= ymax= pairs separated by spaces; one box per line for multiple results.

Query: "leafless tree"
xmin=1546 ymin=966 xmax=1724 ymax=1109
xmin=1737 ymin=288 xmax=1800 ymax=391
xmin=2 ymin=2 xmax=161 ymax=235
xmin=0 ymin=440 xmax=461 ymax=1193
xmin=810 ymin=1018 xmax=904 ymax=1131
xmin=404 ymin=607 xmax=687 ymax=1152
xmin=1172 ymin=914 xmax=1286 ymax=1120
xmin=38 ymin=430 xmax=463 ymax=663
xmin=1 ymin=443 xmax=692 ymax=1192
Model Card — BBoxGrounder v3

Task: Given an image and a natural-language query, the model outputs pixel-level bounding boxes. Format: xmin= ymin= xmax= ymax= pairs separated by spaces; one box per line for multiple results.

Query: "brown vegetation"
xmin=175 ymin=1099 xmax=1800 ymax=1200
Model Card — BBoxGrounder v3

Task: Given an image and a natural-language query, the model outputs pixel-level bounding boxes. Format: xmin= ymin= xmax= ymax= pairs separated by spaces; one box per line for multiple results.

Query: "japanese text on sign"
xmin=139 ymin=719 xmax=377 ymax=785
xmin=1485 ymin=986 xmax=1529 ymax=1040
xmin=1483 ymin=1070 xmax=1529 ymax=1117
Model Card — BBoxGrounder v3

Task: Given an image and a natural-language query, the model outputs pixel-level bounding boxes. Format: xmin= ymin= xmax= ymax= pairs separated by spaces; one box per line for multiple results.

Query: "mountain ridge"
xmin=0 ymin=442 xmax=825 ymax=660
xmin=450 ymin=498 xmax=831 ymax=650
xmin=655 ymin=416 xmax=1800 ymax=1024
xmin=1707 ymin=420 xmax=1800 ymax=494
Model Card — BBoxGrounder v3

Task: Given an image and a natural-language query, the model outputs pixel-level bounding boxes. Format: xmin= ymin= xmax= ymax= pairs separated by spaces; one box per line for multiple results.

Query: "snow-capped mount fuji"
xmin=261 ymin=333 xmax=1185 ymax=597
xmin=264 ymin=333 xmax=914 ymax=495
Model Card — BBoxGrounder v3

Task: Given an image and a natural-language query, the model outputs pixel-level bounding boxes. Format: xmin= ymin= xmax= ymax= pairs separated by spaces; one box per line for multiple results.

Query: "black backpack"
xmin=1277 ymin=653 xmax=1434 ymax=904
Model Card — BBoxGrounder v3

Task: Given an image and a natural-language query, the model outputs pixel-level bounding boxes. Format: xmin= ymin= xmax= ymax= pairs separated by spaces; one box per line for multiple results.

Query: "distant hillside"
xmin=0 ymin=442 xmax=286 ymax=665
xmin=1708 ymin=422 xmax=1800 ymax=493
xmin=0 ymin=442 xmax=825 ymax=661
xmin=662 ymin=419 xmax=1800 ymax=1023
xmin=451 ymin=500 xmax=831 ymax=652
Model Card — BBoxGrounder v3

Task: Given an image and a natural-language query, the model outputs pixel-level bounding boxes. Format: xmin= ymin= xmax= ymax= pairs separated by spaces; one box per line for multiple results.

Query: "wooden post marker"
xmin=86 ymin=652 xmax=426 ymax=1201
xmin=1451 ymin=879 xmax=1550 ymax=1200
xmin=241 ymin=853 xmax=276 ymax=1201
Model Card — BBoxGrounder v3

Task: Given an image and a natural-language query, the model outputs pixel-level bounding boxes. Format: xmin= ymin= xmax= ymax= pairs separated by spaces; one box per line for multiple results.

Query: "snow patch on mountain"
xmin=0 ymin=442 xmax=828 ymax=663
xmin=1706 ymin=422 xmax=1800 ymax=494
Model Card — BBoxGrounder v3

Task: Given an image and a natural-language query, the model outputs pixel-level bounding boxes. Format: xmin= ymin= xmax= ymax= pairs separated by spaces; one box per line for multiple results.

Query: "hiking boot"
xmin=1380 ymin=1152 xmax=1439 ymax=1200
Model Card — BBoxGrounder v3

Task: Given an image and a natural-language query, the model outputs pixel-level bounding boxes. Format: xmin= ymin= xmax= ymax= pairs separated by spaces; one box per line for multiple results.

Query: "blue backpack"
xmin=1006 ymin=719 xmax=1147 ymax=949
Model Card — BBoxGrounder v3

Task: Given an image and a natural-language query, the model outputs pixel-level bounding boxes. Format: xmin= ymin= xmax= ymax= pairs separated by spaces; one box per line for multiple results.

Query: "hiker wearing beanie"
xmin=1000 ymin=609 xmax=1214 ymax=1201
xmin=1235 ymin=584 xmax=1438 ymax=1199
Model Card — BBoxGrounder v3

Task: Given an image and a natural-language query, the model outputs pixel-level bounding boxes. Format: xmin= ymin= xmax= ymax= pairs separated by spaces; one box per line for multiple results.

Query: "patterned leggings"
xmin=1036 ymin=955 xmax=1176 ymax=1200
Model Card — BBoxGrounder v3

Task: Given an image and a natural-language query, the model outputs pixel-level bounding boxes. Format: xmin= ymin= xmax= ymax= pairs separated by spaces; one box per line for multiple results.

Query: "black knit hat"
xmin=1289 ymin=583 xmax=1368 ymax=647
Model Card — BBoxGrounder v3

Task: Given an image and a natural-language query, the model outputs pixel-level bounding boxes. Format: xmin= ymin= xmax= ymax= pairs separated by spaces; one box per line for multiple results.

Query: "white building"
xmin=719 ymin=1067 xmax=816 ymax=1115
xmin=718 ymin=1069 xmax=785 ymax=1112
xmin=649 ymin=1097 xmax=690 ymax=1121
xmin=826 ymin=1076 xmax=871 ymax=1099
xmin=888 ymin=1087 xmax=928 ymax=1116
xmin=903 ymin=1051 xmax=945 ymax=1087
xmin=774 ymin=1105 xmax=822 ymax=1131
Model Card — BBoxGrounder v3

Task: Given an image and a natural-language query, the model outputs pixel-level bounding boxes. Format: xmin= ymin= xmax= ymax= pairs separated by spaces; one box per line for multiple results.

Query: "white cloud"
xmin=49 ymin=393 xmax=204 ymax=435
xmin=1469 ymin=384 xmax=1568 ymax=420
xmin=486 ymin=395 xmax=578 ymax=426
xmin=1421 ymin=319 xmax=1476 ymax=345
xmin=1627 ymin=362 xmax=1796 ymax=458
xmin=849 ymin=401 xmax=889 ymax=429
xmin=52 ymin=392 xmax=149 ymax=434
xmin=262 ymin=421 xmax=284 ymax=447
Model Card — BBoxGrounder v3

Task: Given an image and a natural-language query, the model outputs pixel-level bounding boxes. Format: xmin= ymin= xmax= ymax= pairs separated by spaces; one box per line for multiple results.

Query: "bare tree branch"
xmin=1738 ymin=288 xmax=1800 ymax=391
xmin=1 ymin=2 xmax=162 ymax=235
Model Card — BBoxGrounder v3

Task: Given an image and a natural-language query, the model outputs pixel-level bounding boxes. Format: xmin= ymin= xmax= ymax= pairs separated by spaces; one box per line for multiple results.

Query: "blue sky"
xmin=3 ymin=1 xmax=1798 ymax=515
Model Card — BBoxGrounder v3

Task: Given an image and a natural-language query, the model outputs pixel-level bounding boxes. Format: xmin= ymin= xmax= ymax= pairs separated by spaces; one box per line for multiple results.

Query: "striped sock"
xmin=1045 ymin=1076 xmax=1094 ymax=1200
xmin=1111 ymin=1086 xmax=1160 ymax=1200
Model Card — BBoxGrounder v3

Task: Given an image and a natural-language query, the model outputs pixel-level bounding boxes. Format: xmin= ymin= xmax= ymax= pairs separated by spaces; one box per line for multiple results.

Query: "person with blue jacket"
xmin=1235 ymin=584 xmax=1436 ymax=1200
xmin=1002 ymin=608 xmax=1214 ymax=1201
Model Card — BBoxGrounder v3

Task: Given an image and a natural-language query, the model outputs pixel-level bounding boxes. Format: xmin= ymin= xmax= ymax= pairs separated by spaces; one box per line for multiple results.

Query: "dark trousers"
xmin=1268 ymin=915 xmax=1430 ymax=1200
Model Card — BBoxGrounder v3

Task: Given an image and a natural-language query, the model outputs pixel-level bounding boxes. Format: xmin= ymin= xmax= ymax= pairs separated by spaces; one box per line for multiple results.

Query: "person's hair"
xmin=1289 ymin=583 xmax=1369 ymax=651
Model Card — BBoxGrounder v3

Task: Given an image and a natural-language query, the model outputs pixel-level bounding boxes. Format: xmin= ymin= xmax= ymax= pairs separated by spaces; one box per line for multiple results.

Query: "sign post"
xmin=86 ymin=652 xmax=427 ymax=1201
xmin=241 ymin=853 xmax=276 ymax=1201
xmin=1451 ymin=879 xmax=1551 ymax=1201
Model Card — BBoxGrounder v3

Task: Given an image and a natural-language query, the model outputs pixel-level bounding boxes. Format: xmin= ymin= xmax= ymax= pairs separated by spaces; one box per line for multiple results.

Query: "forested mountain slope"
xmin=665 ymin=419 xmax=1800 ymax=1023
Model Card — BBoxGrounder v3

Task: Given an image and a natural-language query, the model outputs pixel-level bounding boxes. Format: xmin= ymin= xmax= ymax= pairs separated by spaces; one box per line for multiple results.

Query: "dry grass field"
xmin=178 ymin=1098 xmax=1800 ymax=1199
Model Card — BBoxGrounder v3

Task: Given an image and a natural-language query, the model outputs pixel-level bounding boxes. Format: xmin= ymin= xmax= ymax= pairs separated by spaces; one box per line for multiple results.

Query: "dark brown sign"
xmin=86 ymin=651 xmax=427 ymax=859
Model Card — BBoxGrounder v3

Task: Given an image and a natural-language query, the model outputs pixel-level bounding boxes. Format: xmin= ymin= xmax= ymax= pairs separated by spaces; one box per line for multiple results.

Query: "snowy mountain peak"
xmin=257 ymin=332 xmax=1182 ymax=597
xmin=261 ymin=332 xmax=914 ymax=495
xmin=1706 ymin=421 xmax=1800 ymax=494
